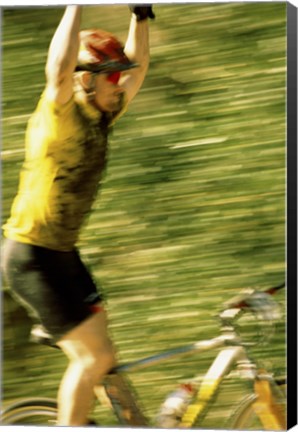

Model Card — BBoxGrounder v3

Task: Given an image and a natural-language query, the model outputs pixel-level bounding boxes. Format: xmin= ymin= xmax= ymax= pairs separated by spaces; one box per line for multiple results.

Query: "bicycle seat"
xmin=30 ymin=324 xmax=58 ymax=348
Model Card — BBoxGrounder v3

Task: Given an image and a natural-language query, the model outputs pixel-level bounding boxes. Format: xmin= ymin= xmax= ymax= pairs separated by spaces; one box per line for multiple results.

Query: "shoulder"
xmin=41 ymin=87 xmax=76 ymax=116
xmin=27 ymin=89 xmax=84 ymax=143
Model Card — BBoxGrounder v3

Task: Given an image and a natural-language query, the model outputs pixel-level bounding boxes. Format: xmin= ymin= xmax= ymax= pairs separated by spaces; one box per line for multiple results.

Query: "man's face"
xmin=93 ymin=73 xmax=124 ymax=113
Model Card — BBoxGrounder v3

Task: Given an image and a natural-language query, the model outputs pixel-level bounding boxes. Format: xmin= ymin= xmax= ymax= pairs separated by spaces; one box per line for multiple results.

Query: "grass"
xmin=1 ymin=3 xmax=286 ymax=428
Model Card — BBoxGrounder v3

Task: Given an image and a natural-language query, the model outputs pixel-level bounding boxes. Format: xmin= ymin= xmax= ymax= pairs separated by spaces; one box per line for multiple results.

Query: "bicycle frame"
xmin=103 ymin=291 xmax=286 ymax=430
xmin=179 ymin=346 xmax=285 ymax=430
xmin=114 ymin=334 xmax=235 ymax=373
xmin=102 ymin=329 xmax=251 ymax=427
xmin=105 ymin=335 xmax=285 ymax=430
xmin=180 ymin=344 xmax=249 ymax=427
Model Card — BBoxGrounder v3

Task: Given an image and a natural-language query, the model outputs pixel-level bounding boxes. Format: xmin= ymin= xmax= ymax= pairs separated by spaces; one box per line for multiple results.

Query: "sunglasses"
xmin=106 ymin=71 xmax=121 ymax=85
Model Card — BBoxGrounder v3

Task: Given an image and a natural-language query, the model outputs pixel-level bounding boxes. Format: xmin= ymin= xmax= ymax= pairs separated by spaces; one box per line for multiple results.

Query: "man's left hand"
xmin=129 ymin=5 xmax=155 ymax=21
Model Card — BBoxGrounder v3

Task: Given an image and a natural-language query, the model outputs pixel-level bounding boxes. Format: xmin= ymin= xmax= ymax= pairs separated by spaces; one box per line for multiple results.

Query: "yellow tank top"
xmin=3 ymin=90 xmax=126 ymax=251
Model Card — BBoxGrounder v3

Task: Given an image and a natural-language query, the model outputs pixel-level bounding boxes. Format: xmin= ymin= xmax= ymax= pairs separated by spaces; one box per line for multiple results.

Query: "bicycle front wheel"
xmin=1 ymin=398 xmax=57 ymax=425
xmin=228 ymin=394 xmax=262 ymax=429
xmin=228 ymin=382 xmax=286 ymax=431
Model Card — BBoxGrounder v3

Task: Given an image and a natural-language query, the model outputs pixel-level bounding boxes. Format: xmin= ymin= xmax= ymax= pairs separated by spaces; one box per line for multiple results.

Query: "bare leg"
xmin=56 ymin=303 xmax=116 ymax=426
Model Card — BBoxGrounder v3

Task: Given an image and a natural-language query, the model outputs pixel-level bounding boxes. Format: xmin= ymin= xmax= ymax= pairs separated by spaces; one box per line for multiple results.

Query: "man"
xmin=2 ymin=5 xmax=154 ymax=426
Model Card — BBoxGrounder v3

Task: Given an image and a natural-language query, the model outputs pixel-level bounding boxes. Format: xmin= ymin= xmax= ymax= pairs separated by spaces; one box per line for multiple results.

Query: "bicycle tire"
xmin=1 ymin=398 xmax=57 ymax=425
xmin=228 ymin=381 xmax=286 ymax=430
xmin=228 ymin=393 xmax=260 ymax=429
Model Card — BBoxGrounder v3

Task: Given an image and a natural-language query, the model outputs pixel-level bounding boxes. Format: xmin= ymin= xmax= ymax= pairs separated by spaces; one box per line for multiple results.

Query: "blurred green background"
xmin=1 ymin=3 xmax=286 ymax=428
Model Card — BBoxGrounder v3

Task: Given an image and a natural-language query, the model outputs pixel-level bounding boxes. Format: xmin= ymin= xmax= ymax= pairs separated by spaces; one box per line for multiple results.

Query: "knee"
xmin=79 ymin=348 xmax=116 ymax=383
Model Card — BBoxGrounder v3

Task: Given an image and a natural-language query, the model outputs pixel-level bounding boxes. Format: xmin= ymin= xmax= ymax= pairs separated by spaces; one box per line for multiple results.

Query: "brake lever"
xmin=245 ymin=291 xmax=282 ymax=322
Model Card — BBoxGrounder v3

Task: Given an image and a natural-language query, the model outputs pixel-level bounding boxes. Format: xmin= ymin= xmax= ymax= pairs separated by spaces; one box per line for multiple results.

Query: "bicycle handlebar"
xmin=219 ymin=282 xmax=285 ymax=326
xmin=263 ymin=282 xmax=285 ymax=296
xmin=222 ymin=282 xmax=285 ymax=310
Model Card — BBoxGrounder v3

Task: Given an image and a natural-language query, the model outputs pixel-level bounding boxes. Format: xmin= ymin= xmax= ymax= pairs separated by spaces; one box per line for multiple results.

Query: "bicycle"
xmin=1 ymin=282 xmax=286 ymax=429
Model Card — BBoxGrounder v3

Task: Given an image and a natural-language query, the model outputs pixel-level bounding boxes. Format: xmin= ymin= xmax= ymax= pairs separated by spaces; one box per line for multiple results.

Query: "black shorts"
xmin=2 ymin=239 xmax=103 ymax=342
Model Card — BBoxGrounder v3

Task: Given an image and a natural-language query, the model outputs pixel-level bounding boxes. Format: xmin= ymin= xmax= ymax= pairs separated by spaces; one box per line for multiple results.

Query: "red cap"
xmin=76 ymin=29 xmax=138 ymax=73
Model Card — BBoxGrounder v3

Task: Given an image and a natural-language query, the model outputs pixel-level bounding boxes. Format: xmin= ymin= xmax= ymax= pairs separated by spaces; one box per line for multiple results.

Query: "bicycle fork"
xmin=179 ymin=345 xmax=286 ymax=430
xmin=252 ymin=372 xmax=286 ymax=430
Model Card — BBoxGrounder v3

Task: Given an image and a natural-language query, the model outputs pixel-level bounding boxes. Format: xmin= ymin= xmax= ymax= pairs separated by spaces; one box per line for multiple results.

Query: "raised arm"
xmin=120 ymin=6 xmax=154 ymax=104
xmin=45 ymin=6 xmax=81 ymax=105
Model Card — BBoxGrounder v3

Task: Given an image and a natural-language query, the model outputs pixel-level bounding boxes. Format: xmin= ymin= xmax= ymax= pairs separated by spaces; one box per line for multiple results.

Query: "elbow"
xmin=142 ymin=51 xmax=150 ymax=70
xmin=140 ymin=60 xmax=149 ymax=80
xmin=128 ymin=50 xmax=150 ymax=75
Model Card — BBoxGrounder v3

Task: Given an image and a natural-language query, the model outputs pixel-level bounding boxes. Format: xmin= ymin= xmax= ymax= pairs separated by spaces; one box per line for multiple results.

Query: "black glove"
xmin=129 ymin=4 xmax=155 ymax=21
